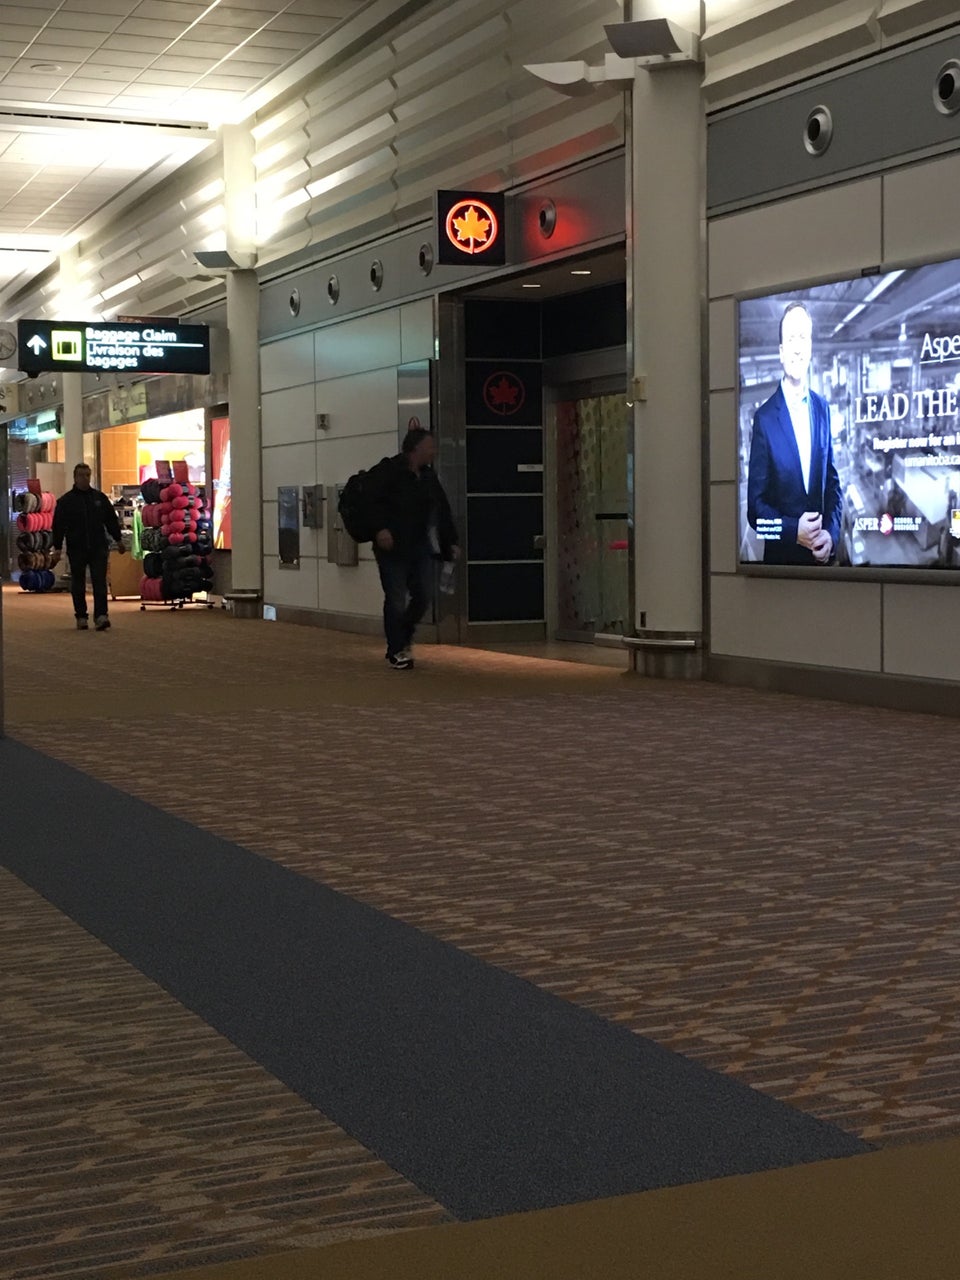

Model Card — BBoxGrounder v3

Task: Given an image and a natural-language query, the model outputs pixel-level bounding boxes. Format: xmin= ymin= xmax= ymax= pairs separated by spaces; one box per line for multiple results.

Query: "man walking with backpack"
xmin=363 ymin=428 xmax=458 ymax=669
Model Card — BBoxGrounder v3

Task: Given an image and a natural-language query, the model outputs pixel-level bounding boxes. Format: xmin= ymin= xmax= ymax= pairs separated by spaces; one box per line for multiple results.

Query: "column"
xmin=225 ymin=268 xmax=262 ymax=600
xmin=61 ymin=374 xmax=84 ymax=478
xmin=219 ymin=121 xmax=261 ymax=609
xmin=58 ymin=248 xmax=85 ymax=477
xmin=630 ymin=60 xmax=704 ymax=677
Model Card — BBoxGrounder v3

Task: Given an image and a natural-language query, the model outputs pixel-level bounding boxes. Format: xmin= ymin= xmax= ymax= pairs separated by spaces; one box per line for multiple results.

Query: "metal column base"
xmin=618 ymin=633 xmax=703 ymax=679
xmin=223 ymin=591 xmax=262 ymax=620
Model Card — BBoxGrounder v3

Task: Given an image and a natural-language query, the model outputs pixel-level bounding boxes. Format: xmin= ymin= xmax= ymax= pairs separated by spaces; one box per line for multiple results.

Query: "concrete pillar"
xmin=629 ymin=61 xmax=704 ymax=677
xmin=58 ymin=248 xmax=86 ymax=480
xmin=225 ymin=268 xmax=262 ymax=599
xmin=61 ymin=374 xmax=84 ymax=480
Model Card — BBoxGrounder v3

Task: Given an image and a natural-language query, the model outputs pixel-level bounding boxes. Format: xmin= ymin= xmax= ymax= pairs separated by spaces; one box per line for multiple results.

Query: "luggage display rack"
xmin=140 ymin=592 xmax=216 ymax=612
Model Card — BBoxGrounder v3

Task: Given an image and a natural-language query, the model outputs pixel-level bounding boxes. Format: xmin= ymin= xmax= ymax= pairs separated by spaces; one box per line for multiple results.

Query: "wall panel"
xmin=313 ymin=369 xmax=400 ymax=441
xmin=708 ymin=180 xmax=883 ymax=300
xmin=262 ymin=441 xmax=317 ymax=497
xmin=314 ymin=311 xmax=402 ymax=380
xmin=261 ymin=333 xmax=316 ymax=395
xmin=884 ymin=153 xmax=960 ymax=267
xmin=709 ymin=483 xmax=738 ymax=576
xmin=317 ymin=560 xmax=385 ymax=616
xmin=710 ymin=390 xmax=737 ymax=483
xmin=264 ymin=558 xmax=321 ymax=611
xmin=401 ymin=299 xmax=435 ymax=363
xmin=261 ymin=384 xmax=316 ymax=448
xmin=315 ymin=430 xmax=398 ymax=486
xmin=711 ymin=575 xmax=883 ymax=669
xmin=883 ymin=585 xmax=960 ymax=681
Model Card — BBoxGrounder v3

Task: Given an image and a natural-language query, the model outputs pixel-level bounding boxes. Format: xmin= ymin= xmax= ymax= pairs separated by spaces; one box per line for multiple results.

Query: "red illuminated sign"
xmin=437 ymin=189 xmax=506 ymax=266
xmin=445 ymin=199 xmax=499 ymax=256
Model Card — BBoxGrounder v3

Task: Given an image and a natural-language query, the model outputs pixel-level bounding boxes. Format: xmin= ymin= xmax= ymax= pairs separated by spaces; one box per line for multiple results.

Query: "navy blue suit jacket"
xmin=747 ymin=384 xmax=842 ymax=565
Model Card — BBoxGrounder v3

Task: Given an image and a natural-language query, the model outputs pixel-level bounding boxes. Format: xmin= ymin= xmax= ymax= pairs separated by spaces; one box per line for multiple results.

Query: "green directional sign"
xmin=18 ymin=319 xmax=210 ymax=375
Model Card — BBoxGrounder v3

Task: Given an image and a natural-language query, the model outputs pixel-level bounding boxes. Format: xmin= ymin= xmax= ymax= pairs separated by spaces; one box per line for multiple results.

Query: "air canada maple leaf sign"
xmin=437 ymin=189 xmax=506 ymax=266
xmin=483 ymin=370 xmax=525 ymax=416
xmin=446 ymin=200 xmax=497 ymax=255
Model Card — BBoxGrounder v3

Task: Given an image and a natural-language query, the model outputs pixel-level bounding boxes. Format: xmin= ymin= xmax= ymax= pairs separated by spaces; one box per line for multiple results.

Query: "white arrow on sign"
xmin=27 ymin=335 xmax=47 ymax=355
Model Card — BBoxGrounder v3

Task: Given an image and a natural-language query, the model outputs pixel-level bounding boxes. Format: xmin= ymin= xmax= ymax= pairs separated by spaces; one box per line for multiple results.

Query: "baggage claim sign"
xmin=17 ymin=319 xmax=210 ymax=375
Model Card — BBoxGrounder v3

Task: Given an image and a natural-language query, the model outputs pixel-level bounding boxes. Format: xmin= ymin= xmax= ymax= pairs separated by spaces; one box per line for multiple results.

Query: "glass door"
xmin=555 ymin=391 xmax=631 ymax=640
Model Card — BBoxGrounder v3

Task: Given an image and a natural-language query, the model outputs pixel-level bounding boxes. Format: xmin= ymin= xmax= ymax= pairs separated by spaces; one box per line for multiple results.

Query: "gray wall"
xmin=260 ymin=300 xmax=433 ymax=623
xmin=708 ymin=155 xmax=960 ymax=686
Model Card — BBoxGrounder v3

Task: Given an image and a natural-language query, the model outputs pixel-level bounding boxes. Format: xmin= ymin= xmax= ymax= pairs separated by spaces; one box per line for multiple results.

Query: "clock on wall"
xmin=0 ymin=327 xmax=17 ymax=360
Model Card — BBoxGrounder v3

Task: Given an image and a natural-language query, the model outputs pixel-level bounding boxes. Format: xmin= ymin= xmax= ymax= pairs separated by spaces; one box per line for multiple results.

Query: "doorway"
xmin=443 ymin=246 xmax=629 ymax=649
xmin=551 ymin=381 xmax=631 ymax=642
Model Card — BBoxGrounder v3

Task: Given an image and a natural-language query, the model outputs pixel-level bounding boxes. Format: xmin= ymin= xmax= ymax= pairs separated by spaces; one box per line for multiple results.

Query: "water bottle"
xmin=439 ymin=560 xmax=456 ymax=594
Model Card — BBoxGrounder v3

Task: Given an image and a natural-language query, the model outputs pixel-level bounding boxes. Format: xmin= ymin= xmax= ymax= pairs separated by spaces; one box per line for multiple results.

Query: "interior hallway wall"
xmin=708 ymin=152 xmax=960 ymax=688
xmin=260 ymin=299 xmax=434 ymax=628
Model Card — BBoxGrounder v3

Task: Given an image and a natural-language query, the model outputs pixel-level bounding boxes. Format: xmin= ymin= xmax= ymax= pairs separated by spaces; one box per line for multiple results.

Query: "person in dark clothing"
xmin=368 ymin=428 xmax=458 ymax=669
xmin=50 ymin=463 xmax=125 ymax=631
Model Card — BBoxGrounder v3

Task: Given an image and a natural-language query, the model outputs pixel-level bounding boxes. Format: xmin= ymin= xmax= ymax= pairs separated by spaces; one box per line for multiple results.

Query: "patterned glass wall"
xmin=556 ymin=393 xmax=629 ymax=636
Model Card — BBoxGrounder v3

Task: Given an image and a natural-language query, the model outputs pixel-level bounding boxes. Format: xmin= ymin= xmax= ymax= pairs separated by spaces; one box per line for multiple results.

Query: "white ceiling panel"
xmin=51 ymin=14 xmax=127 ymax=31
xmin=117 ymin=18 xmax=197 ymax=38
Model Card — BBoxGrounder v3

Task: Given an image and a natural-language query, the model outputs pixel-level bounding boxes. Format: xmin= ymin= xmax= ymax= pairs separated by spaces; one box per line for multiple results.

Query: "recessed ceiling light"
xmin=521 ymin=283 xmax=542 ymax=289
xmin=30 ymin=62 xmax=62 ymax=72
xmin=570 ymin=269 xmax=592 ymax=276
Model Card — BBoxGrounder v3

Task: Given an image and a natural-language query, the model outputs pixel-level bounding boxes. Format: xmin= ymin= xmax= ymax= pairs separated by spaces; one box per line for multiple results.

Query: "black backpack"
xmin=338 ymin=467 xmax=382 ymax=543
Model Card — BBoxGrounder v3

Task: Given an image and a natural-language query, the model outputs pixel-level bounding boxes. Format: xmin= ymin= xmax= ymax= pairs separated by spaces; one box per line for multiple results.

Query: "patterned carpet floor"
xmin=6 ymin=586 xmax=960 ymax=1275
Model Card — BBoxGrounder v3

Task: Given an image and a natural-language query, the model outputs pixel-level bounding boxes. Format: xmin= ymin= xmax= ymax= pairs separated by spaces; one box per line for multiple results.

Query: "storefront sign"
xmin=437 ymin=190 xmax=506 ymax=266
xmin=108 ymin=382 xmax=148 ymax=426
xmin=17 ymin=319 xmax=210 ymax=375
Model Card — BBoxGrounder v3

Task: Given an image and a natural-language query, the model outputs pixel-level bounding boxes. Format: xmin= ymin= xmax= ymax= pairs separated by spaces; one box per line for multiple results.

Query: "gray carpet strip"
xmin=0 ymin=738 xmax=869 ymax=1219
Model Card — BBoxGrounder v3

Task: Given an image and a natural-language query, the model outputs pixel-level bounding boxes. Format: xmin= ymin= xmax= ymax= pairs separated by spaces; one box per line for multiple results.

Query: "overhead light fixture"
xmin=604 ymin=19 xmax=699 ymax=61
xmin=571 ymin=269 xmax=593 ymax=276
xmin=522 ymin=283 xmax=542 ymax=289
xmin=193 ymin=248 xmax=256 ymax=271
xmin=30 ymin=62 xmax=62 ymax=72
xmin=525 ymin=13 xmax=700 ymax=95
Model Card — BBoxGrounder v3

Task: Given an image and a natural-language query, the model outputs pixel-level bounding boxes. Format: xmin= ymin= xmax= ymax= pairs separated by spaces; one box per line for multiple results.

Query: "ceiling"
xmin=0 ymin=0 xmax=365 ymax=295
xmin=464 ymin=246 xmax=626 ymax=301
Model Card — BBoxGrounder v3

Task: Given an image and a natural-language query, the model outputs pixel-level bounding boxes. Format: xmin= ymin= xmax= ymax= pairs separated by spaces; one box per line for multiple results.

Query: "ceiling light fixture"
xmin=30 ymin=63 xmax=63 ymax=72
xmin=571 ymin=269 xmax=592 ymax=276
xmin=522 ymin=283 xmax=542 ymax=289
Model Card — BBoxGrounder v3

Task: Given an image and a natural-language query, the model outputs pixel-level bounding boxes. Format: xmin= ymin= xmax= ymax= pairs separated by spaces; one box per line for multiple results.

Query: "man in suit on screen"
xmin=747 ymin=301 xmax=842 ymax=565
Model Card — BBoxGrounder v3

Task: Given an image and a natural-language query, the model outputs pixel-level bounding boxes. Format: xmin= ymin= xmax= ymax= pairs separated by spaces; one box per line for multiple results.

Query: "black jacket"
xmin=368 ymin=455 xmax=458 ymax=557
xmin=53 ymin=486 xmax=123 ymax=555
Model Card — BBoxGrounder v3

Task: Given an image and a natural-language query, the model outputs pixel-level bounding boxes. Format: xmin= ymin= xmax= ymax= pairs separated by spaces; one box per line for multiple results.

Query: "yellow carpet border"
xmin=149 ymin=1137 xmax=960 ymax=1280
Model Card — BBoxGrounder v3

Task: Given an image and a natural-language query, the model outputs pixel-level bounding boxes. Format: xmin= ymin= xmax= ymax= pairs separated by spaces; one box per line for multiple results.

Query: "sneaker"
xmin=94 ymin=615 xmax=111 ymax=632
xmin=387 ymin=653 xmax=412 ymax=670
xmin=396 ymin=646 xmax=414 ymax=666
xmin=76 ymin=617 xmax=89 ymax=631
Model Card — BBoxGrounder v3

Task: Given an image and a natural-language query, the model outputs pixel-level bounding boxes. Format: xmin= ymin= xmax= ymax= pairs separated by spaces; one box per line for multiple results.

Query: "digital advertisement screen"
xmin=738 ymin=258 xmax=960 ymax=570
xmin=211 ymin=415 xmax=232 ymax=550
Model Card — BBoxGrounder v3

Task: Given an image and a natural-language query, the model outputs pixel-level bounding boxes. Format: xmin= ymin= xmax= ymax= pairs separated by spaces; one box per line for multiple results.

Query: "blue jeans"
xmin=375 ymin=545 xmax=435 ymax=657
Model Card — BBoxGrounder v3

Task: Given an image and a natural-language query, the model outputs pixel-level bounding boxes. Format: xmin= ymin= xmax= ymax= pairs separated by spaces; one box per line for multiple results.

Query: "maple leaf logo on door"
xmin=482 ymin=371 xmax=526 ymax=416
xmin=445 ymin=198 xmax=499 ymax=255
